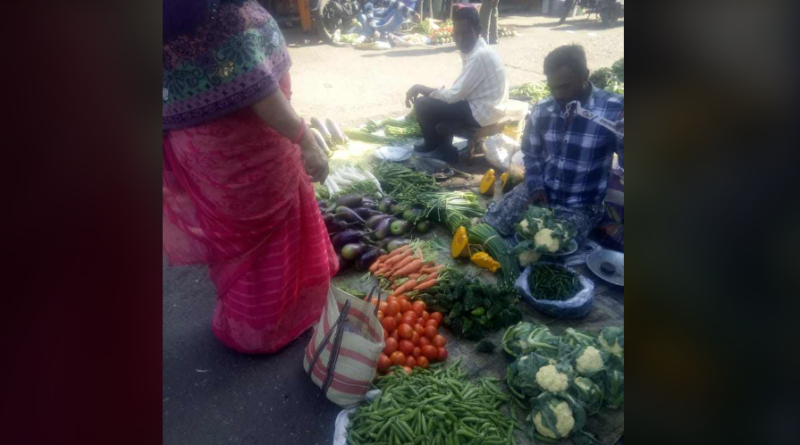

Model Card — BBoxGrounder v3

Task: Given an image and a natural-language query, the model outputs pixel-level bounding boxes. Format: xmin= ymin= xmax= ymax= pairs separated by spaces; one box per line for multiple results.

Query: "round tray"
xmin=586 ymin=249 xmax=624 ymax=286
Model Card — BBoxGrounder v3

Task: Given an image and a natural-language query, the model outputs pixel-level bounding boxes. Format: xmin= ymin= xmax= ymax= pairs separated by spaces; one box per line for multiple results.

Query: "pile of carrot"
xmin=368 ymin=245 xmax=444 ymax=296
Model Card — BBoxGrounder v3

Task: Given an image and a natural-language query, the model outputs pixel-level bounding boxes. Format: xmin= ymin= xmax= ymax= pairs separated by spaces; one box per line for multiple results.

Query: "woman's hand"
xmin=299 ymin=130 xmax=329 ymax=183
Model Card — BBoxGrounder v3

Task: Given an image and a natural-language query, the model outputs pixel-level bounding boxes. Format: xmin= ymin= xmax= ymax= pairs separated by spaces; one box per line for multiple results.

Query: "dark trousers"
xmin=561 ymin=0 xmax=577 ymax=21
xmin=414 ymin=96 xmax=480 ymax=151
xmin=479 ymin=0 xmax=500 ymax=43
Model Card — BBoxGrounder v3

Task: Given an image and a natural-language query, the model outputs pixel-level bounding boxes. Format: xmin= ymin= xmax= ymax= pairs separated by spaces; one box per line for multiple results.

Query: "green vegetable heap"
xmin=501 ymin=323 xmax=624 ymax=443
xmin=348 ymin=361 xmax=519 ymax=445
xmin=527 ymin=264 xmax=581 ymax=301
xmin=421 ymin=270 xmax=522 ymax=341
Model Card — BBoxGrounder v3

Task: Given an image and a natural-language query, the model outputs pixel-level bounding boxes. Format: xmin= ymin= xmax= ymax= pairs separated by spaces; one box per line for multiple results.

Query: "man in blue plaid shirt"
xmin=484 ymin=45 xmax=624 ymax=240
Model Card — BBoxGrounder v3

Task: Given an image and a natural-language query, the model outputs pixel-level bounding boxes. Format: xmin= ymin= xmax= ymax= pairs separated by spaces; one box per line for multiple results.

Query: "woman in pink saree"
xmin=162 ymin=0 xmax=337 ymax=353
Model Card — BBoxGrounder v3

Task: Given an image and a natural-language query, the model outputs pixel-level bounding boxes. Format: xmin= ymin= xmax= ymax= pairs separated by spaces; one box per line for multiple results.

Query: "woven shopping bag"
xmin=303 ymin=285 xmax=385 ymax=407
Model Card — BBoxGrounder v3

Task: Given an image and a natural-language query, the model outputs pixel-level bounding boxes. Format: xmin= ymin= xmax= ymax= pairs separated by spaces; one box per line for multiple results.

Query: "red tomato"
xmin=424 ymin=325 xmax=438 ymax=339
xmin=412 ymin=301 xmax=426 ymax=317
xmin=397 ymin=323 xmax=414 ymax=340
xmin=404 ymin=310 xmax=418 ymax=323
xmin=425 ymin=319 xmax=439 ymax=329
xmin=385 ymin=301 xmax=400 ymax=316
xmin=398 ymin=298 xmax=411 ymax=313
xmin=390 ymin=351 xmax=406 ymax=366
xmin=411 ymin=332 xmax=421 ymax=345
xmin=386 ymin=296 xmax=398 ymax=305
xmin=377 ymin=311 xmax=384 ymax=322
xmin=416 ymin=356 xmax=430 ymax=369
xmin=390 ymin=330 xmax=400 ymax=341
xmin=432 ymin=334 xmax=447 ymax=348
xmin=419 ymin=336 xmax=431 ymax=347
xmin=414 ymin=324 xmax=426 ymax=335
xmin=413 ymin=347 xmax=421 ymax=358
xmin=431 ymin=312 xmax=444 ymax=324
xmin=378 ymin=354 xmax=392 ymax=372
xmin=382 ymin=317 xmax=397 ymax=333
xmin=436 ymin=347 xmax=448 ymax=362
xmin=383 ymin=337 xmax=398 ymax=355
xmin=402 ymin=366 xmax=413 ymax=374
xmin=422 ymin=345 xmax=438 ymax=361
xmin=383 ymin=328 xmax=389 ymax=339
xmin=400 ymin=313 xmax=417 ymax=326
xmin=398 ymin=339 xmax=415 ymax=356
xmin=421 ymin=311 xmax=431 ymax=321
xmin=405 ymin=356 xmax=417 ymax=368
xmin=379 ymin=302 xmax=388 ymax=313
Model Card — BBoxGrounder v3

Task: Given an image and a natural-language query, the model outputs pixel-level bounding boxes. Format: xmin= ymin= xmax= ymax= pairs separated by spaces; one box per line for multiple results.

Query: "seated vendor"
xmin=484 ymin=44 xmax=624 ymax=241
xmin=404 ymin=6 xmax=508 ymax=164
xmin=358 ymin=1 xmax=420 ymax=38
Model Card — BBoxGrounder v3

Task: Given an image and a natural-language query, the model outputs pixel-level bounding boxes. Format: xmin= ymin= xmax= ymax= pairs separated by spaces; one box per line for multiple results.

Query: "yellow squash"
xmin=451 ymin=226 xmax=469 ymax=258
xmin=479 ymin=169 xmax=496 ymax=195
xmin=471 ymin=252 xmax=501 ymax=273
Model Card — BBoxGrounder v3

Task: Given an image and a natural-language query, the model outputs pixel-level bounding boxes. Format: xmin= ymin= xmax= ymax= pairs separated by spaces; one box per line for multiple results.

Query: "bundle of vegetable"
xmin=509 ymin=82 xmax=551 ymax=104
xmin=324 ymin=166 xmax=383 ymax=198
xmin=347 ymin=361 xmax=517 ymax=445
xmin=374 ymin=162 xmax=438 ymax=197
xmin=500 ymin=323 xmax=625 ymax=443
xmin=420 ymin=269 xmax=522 ymax=341
xmin=368 ymin=244 xmax=444 ymax=296
xmin=514 ymin=206 xmax=576 ymax=264
xmin=467 ymin=224 xmax=521 ymax=288
xmin=344 ymin=128 xmax=412 ymax=145
xmin=527 ymin=264 xmax=581 ymax=301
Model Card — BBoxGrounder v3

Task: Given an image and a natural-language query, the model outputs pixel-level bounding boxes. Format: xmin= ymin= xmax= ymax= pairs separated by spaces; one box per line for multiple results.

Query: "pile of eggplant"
xmin=319 ymin=194 xmax=433 ymax=275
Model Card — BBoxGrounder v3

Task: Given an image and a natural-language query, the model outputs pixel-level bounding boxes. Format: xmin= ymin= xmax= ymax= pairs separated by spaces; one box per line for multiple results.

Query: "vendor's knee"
xmin=414 ymin=96 xmax=432 ymax=116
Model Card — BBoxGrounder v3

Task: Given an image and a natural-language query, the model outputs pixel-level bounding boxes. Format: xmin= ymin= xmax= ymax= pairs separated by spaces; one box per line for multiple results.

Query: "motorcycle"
xmin=577 ymin=0 xmax=624 ymax=27
xmin=310 ymin=0 xmax=366 ymax=43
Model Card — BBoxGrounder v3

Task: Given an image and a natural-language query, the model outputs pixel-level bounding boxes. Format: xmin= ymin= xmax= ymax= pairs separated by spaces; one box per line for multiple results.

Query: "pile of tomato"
xmin=375 ymin=295 xmax=447 ymax=374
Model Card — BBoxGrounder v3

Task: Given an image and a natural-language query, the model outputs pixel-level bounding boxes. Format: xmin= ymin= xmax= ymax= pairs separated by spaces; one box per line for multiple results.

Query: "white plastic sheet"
xmin=332 ymin=390 xmax=381 ymax=445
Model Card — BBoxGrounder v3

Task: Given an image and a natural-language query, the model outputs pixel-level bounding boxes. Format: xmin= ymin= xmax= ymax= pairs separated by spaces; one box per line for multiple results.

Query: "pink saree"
xmin=163 ymin=74 xmax=338 ymax=353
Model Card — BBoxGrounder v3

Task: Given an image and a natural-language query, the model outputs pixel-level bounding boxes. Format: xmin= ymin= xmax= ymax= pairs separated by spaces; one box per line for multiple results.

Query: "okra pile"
xmin=347 ymin=361 xmax=521 ymax=445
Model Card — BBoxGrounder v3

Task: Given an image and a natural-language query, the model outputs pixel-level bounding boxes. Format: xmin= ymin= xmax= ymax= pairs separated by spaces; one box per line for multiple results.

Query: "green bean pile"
xmin=347 ymin=361 xmax=521 ymax=445
xmin=528 ymin=264 xmax=581 ymax=301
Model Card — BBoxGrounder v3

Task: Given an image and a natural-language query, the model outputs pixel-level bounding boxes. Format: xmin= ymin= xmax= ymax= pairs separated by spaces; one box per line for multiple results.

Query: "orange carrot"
xmin=386 ymin=245 xmax=410 ymax=259
xmin=392 ymin=279 xmax=419 ymax=296
xmin=408 ymin=273 xmax=422 ymax=280
xmin=393 ymin=259 xmax=424 ymax=278
xmin=419 ymin=272 xmax=438 ymax=283
xmin=414 ymin=279 xmax=438 ymax=291
xmin=384 ymin=250 xmax=411 ymax=267
xmin=369 ymin=259 xmax=385 ymax=273
xmin=390 ymin=255 xmax=417 ymax=274
xmin=421 ymin=265 xmax=443 ymax=274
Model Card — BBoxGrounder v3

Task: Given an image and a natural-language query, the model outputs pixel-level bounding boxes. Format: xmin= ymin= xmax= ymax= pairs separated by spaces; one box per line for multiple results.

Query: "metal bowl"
xmin=586 ymin=249 xmax=624 ymax=286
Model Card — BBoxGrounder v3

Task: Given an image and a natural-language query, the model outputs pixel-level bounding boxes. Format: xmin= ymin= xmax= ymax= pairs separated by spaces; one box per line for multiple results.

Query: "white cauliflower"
xmin=533 ymin=401 xmax=575 ymax=438
xmin=518 ymin=250 xmax=541 ymax=267
xmin=532 ymin=217 xmax=545 ymax=232
xmin=535 ymin=364 xmax=569 ymax=393
xmin=576 ymin=346 xmax=604 ymax=375
xmin=599 ymin=326 xmax=624 ymax=356
xmin=519 ymin=219 xmax=531 ymax=234
xmin=534 ymin=228 xmax=561 ymax=253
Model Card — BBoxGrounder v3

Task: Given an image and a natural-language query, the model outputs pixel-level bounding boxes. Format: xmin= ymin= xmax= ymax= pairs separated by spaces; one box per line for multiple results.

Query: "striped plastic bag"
xmin=303 ymin=285 xmax=385 ymax=407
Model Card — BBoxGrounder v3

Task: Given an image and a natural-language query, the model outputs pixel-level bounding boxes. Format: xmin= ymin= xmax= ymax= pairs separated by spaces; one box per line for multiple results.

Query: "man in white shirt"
xmin=405 ymin=6 xmax=508 ymax=164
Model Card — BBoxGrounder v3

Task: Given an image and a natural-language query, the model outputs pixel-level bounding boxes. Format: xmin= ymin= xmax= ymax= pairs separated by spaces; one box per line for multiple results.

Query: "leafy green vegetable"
xmin=422 ymin=270 xmax=521 ymax=340
xmin=475 ymin=338 xmax=497 ymax=353
xmin=510 ymin=82 xmax=552 ymax=104
xmin=589 ymin=67 xmax=617 ymax=89
xmin=611 ymin=57 xmax=624 ymax=82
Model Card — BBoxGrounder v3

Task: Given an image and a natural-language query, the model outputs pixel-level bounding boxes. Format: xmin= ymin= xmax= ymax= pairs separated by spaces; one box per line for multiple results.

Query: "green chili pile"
xmin=528 ymin=264 xmax=581 ymax=301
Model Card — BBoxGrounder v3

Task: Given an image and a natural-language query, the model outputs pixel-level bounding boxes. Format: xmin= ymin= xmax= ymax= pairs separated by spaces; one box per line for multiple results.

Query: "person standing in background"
xmin=479 ymin=0 xmax=500 ymax=44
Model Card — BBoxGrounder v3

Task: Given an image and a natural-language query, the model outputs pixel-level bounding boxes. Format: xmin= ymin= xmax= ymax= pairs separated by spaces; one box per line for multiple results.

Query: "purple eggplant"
xmin=331 ymin=230 xmax=366 ymax=250
xmin=335 ymin=253 xmax=353 ymax=275
xmin=366 ymin=214 xmax=391 ymax=229
xmin=335 ymin=194 xmax=364 ymax=208
xmin=355 ymin=247 xmax=384 ymax=272
xmin=335 ymin=206 xmax=366 ymax=223
xmin=341 ymin=243 xmax=368 ymax=261
xmin=386 ymin=238 xmax=411 ymax=252
xmin=373 ymin=217 xmax=393 ymax=240
xmin=353 ymin=207 xmax=382 ymax=220
xmin=378 ymin=198 xmax=395 ymax=213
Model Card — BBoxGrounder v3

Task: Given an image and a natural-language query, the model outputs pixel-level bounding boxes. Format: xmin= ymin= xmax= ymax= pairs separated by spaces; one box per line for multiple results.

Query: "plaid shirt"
xmin=429 ymin=38 xmax=508 ymax=126
xmin=522 ymin=85 xmax=624 ymax=207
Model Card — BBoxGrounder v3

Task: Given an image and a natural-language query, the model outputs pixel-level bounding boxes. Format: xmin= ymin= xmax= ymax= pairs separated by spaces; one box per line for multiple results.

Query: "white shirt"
xmin=429 ymin=38 xmax=508 ymax=127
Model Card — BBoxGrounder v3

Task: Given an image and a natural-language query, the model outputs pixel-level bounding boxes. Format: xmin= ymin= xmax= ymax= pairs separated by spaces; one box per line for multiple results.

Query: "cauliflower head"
xmin=576 ymin=346 xmax=604 ymax=375
xmin=599 ymin=326 xmax=624 ymax=356
xmin=534 ymin=228 xmax=561 ymax=253
xmin=533 ymin=401 xmax=575 ymax=439
xmin=518 ymin=250 xmax=542 ymax=267
xmin=535 ymin=364 xmax=569 ymax=393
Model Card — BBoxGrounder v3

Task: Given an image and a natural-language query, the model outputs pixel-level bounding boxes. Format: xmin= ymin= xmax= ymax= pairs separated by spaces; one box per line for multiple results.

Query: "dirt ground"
xmin=284 ymin=13 xmax=624 ymax=127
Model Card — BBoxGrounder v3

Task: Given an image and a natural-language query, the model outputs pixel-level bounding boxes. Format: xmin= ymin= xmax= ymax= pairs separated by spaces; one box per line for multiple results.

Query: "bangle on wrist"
xmin=293 ymin=118 xmax=306 ymax=144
